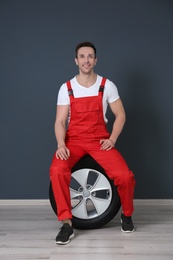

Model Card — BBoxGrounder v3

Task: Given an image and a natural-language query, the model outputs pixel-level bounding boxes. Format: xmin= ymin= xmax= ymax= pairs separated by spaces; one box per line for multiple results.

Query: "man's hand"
xmin=100 ymin=139 xmax=115 ymax=151
xmin=56 ymin=144 xmax=70 ymax=160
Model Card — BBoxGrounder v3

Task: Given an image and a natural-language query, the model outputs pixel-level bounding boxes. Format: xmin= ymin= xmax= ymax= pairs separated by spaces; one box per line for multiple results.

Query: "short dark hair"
xmin=75 ymin=41 xmax=97 ymax=58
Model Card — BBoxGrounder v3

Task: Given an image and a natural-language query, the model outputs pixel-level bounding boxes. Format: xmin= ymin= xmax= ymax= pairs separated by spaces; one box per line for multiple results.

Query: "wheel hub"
xmin=83 ymin=190 xmax=90 ymax=198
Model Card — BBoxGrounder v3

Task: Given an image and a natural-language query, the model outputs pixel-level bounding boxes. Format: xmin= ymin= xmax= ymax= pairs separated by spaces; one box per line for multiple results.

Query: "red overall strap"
xmin=99 ymin=77 xmax=107 ymax=94
xmin=66 ymin=80 xmax=73 ymax=96
xmin=101 ymin=77 xmax=106 ymax=87
xmin=66 ymin=80 xmax=74 ymax=105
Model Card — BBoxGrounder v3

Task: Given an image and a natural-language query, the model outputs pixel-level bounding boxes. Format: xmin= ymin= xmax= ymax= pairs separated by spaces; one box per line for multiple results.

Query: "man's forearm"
xmin=109 ymin=115 xmax=126 ymax=144
xmin=55 ymin=122 xmax=67 ymax=147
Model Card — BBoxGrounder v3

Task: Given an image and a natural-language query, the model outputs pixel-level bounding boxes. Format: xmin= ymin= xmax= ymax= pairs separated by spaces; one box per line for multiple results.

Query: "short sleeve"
xmin=105 ymin=79 xmax=120 ymax=103
xmin=57 ymin=83 xmax=70 ymax=105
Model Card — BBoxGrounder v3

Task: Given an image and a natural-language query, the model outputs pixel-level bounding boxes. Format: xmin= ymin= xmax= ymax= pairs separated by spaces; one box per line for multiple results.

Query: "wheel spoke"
xmin=72 ymin=169 xmax=89 ymax=189
xmin=90 ymin=197 xmax=111 ymax=215
xmin=70 ymin=188 xmax=81 ymax=199
xmin=72 ymin=199 xmax=88 ymax=219
xmin=92 ymin=173 xmax=111 ymax=191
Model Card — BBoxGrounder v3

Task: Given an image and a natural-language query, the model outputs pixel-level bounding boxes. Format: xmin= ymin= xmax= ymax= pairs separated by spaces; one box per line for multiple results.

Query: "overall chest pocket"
xmin=72 ymin=101 xmax=100 ymax=125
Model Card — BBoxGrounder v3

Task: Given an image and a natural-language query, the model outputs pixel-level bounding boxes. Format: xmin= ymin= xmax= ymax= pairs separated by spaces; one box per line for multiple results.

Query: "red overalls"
xmin=50 ymin=78 xmax=136 ymax=221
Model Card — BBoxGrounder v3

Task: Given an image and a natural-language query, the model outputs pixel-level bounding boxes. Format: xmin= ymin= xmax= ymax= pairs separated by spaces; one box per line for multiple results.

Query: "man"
xmin=50 ymin=41 xmax=136 ymax=245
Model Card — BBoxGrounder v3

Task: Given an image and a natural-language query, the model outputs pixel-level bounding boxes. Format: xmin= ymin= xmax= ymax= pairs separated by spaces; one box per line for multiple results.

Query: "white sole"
xmin=121 ymin=228 xmax=135 ymax=233
xmin=55 ymin=233 xmax=74 ymax=245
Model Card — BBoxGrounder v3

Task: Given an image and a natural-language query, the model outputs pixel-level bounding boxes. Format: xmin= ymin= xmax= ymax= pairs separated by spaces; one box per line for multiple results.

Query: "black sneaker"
xmin=121 ymin=213 xmax=135 ymax=233
xmin=55 ymin=223 xmax=74 ymax=245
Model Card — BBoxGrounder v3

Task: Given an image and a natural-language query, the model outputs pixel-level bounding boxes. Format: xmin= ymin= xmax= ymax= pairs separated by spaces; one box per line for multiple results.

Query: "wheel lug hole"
xmin=92 ymin=191 xmax=96 ymax=197
xmin=78 ymin=186 xmax=83 ymax=192
xmin=86 ymin=184 xmax=92 ymax=190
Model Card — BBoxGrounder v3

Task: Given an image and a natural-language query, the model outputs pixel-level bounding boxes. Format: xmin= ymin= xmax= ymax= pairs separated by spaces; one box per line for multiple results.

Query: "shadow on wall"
xmin=107 ymin=69 xmax=165 ymax=198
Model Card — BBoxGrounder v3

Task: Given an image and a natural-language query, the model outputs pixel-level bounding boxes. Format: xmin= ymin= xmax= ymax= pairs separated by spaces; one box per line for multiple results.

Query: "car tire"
xmin=49 ymin=154 xmax=121 ymax=229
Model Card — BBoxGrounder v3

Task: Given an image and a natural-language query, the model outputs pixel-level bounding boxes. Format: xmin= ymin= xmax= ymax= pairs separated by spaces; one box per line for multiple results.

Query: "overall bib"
xmin=50 ymin=78 xmax=136 ymax=221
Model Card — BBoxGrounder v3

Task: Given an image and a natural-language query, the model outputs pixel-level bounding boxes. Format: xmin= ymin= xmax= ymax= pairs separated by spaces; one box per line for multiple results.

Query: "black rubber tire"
xmin=49 ymin=154 xmax=121 ymax=229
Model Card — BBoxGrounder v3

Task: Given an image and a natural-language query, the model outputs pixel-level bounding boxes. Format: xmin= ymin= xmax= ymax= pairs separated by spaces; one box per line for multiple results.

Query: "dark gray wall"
xmin=0 ymin=0 xmax=173 ymax=199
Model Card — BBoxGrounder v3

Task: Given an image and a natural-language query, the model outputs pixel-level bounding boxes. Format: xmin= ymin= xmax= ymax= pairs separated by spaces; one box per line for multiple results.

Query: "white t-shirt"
xmin=57 ymin=74 xmax=120 ymax=123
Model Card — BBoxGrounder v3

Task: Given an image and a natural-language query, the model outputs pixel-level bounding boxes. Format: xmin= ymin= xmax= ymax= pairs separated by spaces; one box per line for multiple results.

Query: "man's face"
xmin=75 ymin=47 xmax=97 ymax=74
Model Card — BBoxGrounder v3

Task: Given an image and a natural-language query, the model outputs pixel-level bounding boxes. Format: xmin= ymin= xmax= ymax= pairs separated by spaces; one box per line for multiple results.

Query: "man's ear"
xmin=75 ymin=58 xmax=78 ymax=65
xmin=94 ymin=58 xmax=97 ymax=66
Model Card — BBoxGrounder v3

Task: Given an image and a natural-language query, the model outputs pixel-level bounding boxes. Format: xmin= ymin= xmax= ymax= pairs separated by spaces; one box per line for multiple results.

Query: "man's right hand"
xmin=55 ymin=144 xmax=70 ymax=160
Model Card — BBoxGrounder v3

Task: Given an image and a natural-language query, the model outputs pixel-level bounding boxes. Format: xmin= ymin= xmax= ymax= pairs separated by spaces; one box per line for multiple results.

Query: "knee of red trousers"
xmin=114 ymin=170 xmax=136 ymax=187
xmin=49 ymin=159 xmax=72 ymax=194
xmin=50 ymin=157 xmax=71 ymax=180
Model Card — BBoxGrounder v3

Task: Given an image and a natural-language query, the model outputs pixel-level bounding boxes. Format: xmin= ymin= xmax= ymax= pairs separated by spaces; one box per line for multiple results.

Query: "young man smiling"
xmin=50 ymin=41 xmax=136 ymax=245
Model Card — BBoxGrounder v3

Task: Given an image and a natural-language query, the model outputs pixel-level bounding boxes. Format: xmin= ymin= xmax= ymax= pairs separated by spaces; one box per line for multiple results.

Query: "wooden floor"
xmin=0 ymin=200 xmax=173 ymax=260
